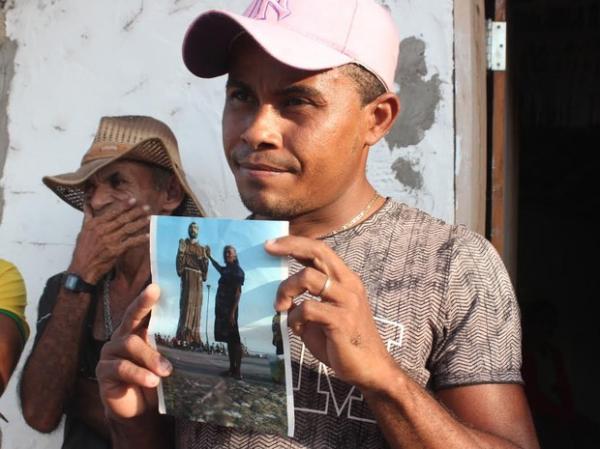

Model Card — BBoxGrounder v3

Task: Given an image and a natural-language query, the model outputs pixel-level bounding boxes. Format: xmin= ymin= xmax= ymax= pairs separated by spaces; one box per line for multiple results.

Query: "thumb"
xmin=114 ymin=284 xmax=161 ymax=338
xmin=83 ymin=203 xmax=93 ymax=225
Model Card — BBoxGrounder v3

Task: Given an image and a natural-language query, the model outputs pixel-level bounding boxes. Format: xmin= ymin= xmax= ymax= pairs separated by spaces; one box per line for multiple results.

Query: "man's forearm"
xmin=363 ymin=367 xmax=524 ymax=449
xmin=21 ymin=288 xmax=92 ymax=432
xmin=0 ymin=315 xmax=24 ymax=396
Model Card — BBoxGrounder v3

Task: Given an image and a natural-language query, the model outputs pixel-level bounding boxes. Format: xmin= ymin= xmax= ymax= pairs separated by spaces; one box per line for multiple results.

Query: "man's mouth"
xmin=238 ymin=162 xmax=289 ymax=173
xmin=236 ymin=160 xmax=296 ymax=180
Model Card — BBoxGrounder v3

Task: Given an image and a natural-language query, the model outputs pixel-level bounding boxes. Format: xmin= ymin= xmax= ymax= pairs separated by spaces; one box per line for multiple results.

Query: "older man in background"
xmin=20 ymin=116 xmax=205 ymax=449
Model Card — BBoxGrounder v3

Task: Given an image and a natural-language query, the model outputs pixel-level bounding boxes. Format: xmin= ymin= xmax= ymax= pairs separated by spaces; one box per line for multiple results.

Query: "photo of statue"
xmin=149 ymin=216 xmax=292 ymax=436
xmin=175 ymin=222 xmax=209 ymax=345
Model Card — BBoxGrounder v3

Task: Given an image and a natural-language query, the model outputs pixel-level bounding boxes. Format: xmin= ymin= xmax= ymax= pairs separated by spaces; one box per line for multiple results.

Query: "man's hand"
xmin=266 ymin=237 xmax=540 ymax=449
xmin=96 ymin=284 xmax=172 ymax=420
xmin=265 ymin=236 xmax=395 ymax=391
xmin=69 ymin=198 xmax=151 ymax=285
xmin=178 ymin=239 xmax=186 ymax=252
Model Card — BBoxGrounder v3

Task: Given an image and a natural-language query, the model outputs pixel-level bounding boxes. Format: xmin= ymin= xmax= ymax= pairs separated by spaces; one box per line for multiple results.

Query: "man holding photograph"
xmin=97 ymin=1 xmax=540 ymax=448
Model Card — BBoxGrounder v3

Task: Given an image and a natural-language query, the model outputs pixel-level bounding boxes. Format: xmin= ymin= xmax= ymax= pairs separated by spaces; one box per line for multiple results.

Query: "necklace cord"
xmin=103 ymin=276 xmax=113 ymax=339
xmin=317 ymin=193 xmax=382 ymax=239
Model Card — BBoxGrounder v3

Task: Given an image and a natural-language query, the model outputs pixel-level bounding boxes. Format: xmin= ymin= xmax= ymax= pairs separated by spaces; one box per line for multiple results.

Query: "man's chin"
xmin=239 ymin=192 xmax=304 ymax=220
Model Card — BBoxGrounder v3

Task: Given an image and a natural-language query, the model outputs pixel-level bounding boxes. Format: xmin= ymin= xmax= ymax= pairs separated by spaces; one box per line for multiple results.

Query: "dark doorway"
xmin=508 ymin=1 xmax=600 ymax=448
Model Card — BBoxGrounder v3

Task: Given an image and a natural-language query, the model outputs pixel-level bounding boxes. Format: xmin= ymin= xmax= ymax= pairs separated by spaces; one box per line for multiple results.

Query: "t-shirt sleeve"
xmin=428 ymin=229 xmax=523 ymax=390
xmin=0 ymin=259 xmax=30 ymax=342
xmin=32 ymin=273 xmax=64 ymax=349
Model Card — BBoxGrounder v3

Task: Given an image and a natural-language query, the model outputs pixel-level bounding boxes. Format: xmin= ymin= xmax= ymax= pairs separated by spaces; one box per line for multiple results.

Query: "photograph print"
xmin=148 ymin=216 xmax=293 ymax=437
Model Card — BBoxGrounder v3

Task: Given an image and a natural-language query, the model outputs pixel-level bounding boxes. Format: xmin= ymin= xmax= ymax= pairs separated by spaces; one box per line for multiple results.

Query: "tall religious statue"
xmin=176 ymin=222 xmax=209 ymax=344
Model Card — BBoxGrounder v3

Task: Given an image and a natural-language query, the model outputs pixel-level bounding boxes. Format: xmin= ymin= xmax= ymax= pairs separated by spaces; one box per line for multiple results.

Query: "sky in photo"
xmin=148 ymin=216 xmax=289 ymax=354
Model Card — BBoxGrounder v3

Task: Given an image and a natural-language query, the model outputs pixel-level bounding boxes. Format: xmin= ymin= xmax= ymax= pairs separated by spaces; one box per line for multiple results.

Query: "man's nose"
xmin=87 ymin=184 xmax=113 ymax=213
xmin=240 ymin=105 xmax=283 ymax=151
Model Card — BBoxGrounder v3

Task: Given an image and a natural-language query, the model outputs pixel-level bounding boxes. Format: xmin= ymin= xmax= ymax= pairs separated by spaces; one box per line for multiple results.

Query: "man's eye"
xmin=229 ymin=89 xmax=251 ymax=103
xmin=109 ymin=175 xmax=124 ymax=188
xmin=284 ymin=97 xmax=309 ymax=107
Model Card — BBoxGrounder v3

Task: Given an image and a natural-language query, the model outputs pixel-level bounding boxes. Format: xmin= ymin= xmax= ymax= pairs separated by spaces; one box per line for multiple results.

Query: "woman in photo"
xmin=208 ymin=245 xmax=245 ymax=379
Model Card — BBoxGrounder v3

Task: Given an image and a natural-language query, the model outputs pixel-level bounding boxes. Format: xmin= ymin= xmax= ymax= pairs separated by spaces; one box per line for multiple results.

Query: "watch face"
xmin=65 ymin=274 xmax=78 ymax=290
xmin=64 ymin=273 xmax=95 ymax=293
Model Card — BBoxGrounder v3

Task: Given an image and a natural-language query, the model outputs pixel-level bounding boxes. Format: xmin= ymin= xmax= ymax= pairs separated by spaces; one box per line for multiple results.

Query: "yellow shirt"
xmin=0 ymin=259 xmax=29 ymax=342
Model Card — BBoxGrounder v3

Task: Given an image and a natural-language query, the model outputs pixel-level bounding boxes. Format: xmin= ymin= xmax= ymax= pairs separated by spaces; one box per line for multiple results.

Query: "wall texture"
xmin=0 ymin=1 xmax=453 ymax=447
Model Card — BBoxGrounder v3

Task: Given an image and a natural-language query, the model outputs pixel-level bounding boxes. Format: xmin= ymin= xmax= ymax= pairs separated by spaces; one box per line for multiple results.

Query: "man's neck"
xmin=113 ymin=245 xmax=151 ymax=289
xmin=259 ymin=182 xmax=383 ymax=239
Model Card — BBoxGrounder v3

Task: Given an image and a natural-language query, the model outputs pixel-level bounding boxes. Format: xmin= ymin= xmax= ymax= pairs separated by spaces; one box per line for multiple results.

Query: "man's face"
xmin=222 ymin=37 xmax=370 ymax=219
xmin=83 ymin=160 xmax=163 ymax=217
xmin=189 ymin=223 xmax=199 ymax=239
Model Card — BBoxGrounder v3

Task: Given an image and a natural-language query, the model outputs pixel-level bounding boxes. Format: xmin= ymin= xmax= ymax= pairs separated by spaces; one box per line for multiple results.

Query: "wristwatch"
xmin=63 ymin=272 xmax=96 ymax=294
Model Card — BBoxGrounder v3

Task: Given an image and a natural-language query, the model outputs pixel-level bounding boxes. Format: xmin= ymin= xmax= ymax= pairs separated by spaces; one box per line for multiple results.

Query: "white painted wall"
xmin=0 ymin=1 xmax=454 ymax=448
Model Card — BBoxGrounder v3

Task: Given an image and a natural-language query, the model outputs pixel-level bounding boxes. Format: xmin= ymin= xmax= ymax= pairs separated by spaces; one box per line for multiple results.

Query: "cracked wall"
xmin=0 ymin=9 xmax=17 ymax=224
xmin=387 ymin=37 xmax=442 ymax=150
xmin=386 ymin=37 xmax=442 ymax=191
xmin=368 ymin=0 xmax=454 ymax=220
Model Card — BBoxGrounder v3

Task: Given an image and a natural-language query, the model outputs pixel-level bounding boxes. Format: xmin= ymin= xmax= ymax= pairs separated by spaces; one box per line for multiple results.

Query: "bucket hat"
xmin=43 ymin=116 xmax=205 ymax=217
xmin=182 ymin=0 xmax=400 ymax=91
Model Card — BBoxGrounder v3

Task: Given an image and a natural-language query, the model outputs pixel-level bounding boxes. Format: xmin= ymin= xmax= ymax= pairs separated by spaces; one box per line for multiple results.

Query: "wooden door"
xmin=488 ymin=0 xmax=518 ymax=281
xmin=454 ymin=0 xmax=487 ymax=236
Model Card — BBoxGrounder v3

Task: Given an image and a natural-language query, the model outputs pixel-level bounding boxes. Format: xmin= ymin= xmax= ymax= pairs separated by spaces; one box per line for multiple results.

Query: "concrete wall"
xmin=0 ymin=1 xmax=454 ymax=447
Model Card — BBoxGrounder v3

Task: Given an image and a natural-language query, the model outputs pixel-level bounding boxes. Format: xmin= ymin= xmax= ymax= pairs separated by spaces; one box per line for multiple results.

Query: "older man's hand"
xmin=265 ymin=236 xmax=396 ymax=392
xmin=69 ymin=198 xmax=151 ymax=285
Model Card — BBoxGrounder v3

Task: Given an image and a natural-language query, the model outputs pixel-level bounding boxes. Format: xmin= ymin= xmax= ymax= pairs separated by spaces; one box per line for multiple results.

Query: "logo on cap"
xmin=245 ymin=0 xmax=291 ymax=21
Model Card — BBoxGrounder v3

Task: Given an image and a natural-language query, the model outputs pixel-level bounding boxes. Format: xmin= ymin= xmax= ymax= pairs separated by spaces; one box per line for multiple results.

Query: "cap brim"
xmin=183 ymin=10 xmax=353 ymax=78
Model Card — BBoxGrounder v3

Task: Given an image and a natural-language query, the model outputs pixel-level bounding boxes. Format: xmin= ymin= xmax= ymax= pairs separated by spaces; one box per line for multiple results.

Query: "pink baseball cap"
xmin=182 ymin=0 xmax=400 ymax=91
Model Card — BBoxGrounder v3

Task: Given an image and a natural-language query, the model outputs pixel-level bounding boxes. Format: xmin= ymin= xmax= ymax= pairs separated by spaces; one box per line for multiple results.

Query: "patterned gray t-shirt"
xmin=176 ymin=199 xmax=523 ymax=448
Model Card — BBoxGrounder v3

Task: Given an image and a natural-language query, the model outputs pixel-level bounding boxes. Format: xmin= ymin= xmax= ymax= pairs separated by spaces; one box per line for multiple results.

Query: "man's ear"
xmin=160 ymin=175 xmax=185 ymax=215
xmin=364 ymin=93 xmax=401 ymax=147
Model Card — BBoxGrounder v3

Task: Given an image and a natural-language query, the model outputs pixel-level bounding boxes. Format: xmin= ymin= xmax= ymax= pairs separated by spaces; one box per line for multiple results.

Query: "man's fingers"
xmin=120 ymin=233 xmax=150 ymax=250
xmin=274 ymin=267 xmax=346 ymax=311
xmin=287 ymin=299 xmax=338 ymax=336
xmin=119 ymin=215 xmax=151 ymax=238
xmin=103 ymin=333 xmax=172 ymax=378
xmin=105 ymin=203 xmax=151 ymax=233
xmin=95 ymin=197 xmax=138 ymax=225
xmin=97 ymin=358 xmax=162 ymax=390
xmin=83 ymin=203 xmax=94 ymax=225
xmin=265 ymin=236 xmax=346 ymax=279
xmin=96 ymin=354 xmax=161 ymax=419
xmin=115 ymin=284 xmax=160 ymax=337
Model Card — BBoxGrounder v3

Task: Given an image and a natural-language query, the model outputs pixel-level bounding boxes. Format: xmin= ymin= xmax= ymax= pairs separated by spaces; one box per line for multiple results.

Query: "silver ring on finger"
xmin=317 ymin=275 xmax=332 ymax=298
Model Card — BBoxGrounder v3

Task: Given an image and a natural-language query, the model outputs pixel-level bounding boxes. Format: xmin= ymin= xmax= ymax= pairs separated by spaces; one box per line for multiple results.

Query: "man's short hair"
xmin=341 ymin=64 xmax=387 ymax=106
